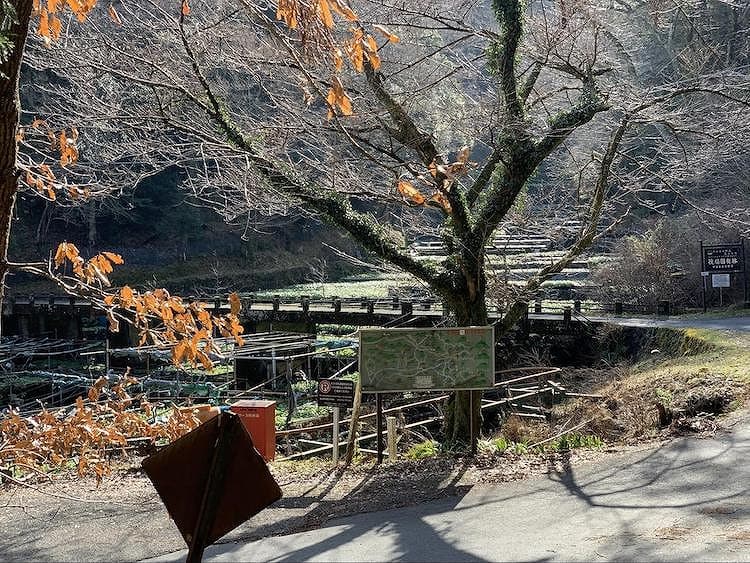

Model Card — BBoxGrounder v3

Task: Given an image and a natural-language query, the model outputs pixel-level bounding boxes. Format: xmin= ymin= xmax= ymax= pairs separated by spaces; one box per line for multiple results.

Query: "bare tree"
xmin=24 ymin=0 xmax=750 ymax=443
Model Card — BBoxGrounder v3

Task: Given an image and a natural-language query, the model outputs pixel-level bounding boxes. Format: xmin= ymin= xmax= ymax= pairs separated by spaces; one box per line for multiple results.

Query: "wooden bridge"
xmin=1 ymin=291 xmax=677 ymax=342
xmin=1 ymin=293 xmax=598 ymax=340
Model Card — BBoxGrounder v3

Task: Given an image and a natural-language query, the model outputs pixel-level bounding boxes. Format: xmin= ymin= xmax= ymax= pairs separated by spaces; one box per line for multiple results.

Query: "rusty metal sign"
xmin=141 ymin=411 xmax=282 ymax=554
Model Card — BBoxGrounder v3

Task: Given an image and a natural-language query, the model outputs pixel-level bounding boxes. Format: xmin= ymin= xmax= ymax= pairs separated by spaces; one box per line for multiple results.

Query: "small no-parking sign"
xmin=317 ymin=378 xmax=355 ymax=408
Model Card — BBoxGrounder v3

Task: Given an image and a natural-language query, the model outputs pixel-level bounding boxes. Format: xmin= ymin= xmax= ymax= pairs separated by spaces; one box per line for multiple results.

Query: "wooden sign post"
xmin=317 ymin=378 xmax=355 ymax=464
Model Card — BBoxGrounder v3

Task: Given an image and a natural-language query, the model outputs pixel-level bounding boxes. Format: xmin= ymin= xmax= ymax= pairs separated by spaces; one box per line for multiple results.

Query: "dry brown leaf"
xmin=229 ymin=292 xmax=242 ymax=316
xmin=318 ymin=0 xmax=334 ymax=28
xmin=397 ymin=179 xmax=426 ymax=205
xmin=372 ymin=24 xmax=399 ymax=43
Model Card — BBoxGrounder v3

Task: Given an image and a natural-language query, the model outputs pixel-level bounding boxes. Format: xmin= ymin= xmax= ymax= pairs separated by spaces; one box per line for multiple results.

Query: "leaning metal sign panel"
xmin=359 ymin=327 xmax=495 ymax=392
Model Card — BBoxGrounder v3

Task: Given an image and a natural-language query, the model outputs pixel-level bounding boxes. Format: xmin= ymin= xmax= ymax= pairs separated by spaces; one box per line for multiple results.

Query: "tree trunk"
xmin=0 ymin=1 xmax=33 ymax=337
xmin=442 ymin=262 xmax=490 ymax=447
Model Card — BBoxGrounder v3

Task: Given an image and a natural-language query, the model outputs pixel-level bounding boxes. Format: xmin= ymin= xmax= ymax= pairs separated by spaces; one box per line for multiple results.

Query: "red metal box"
xmin=230 ymin=400 xmax=276 ymax=461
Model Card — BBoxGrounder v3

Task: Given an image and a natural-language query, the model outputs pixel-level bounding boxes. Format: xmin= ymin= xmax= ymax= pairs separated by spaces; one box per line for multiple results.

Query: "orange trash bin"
xmin=230 ymin=400 xmax=277 ymax=461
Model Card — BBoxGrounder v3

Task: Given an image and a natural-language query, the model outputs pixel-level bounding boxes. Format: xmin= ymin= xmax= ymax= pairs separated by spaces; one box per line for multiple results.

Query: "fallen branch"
xmin=528 ymin=419 xmax=594 ymax=450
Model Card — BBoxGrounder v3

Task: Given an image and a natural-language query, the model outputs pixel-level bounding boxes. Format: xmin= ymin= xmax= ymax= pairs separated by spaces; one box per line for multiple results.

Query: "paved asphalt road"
xmin=524 ymin=312 xmax=750 ymax=333
xmin=151 ymin=412 xmax=750 ymax=562
xmin=588 ymin=314 xmax=750 ymax=333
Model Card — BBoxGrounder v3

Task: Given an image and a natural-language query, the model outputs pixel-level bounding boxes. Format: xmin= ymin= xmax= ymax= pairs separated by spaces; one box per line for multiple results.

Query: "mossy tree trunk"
xmin=181 ymin=0 xmax=612 ymax=446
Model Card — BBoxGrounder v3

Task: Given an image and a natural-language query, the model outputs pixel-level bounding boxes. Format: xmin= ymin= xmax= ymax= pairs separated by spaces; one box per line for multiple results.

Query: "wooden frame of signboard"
xmin=359 ymin=326 xmax=495 ymax=461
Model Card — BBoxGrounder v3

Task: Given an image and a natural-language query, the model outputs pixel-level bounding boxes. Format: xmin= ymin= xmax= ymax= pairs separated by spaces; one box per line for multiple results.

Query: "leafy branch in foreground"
xmin=18 ymin=241 xmax=247 ymax=370
xmin=0 ymin=372 xmax=202 ymax=485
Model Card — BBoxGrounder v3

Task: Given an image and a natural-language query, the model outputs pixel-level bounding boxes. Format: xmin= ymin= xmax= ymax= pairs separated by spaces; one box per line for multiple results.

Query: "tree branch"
xmin=497 ymin=114 xmax=632 ymax=333
xmin=173 ymin=15 xmax=446 ymax=293
xmin=533 ymin=79 xmax=611 ymax=161
xmin=466 ymin=148 xmax=503 ymax=207
xmin=519 ymin=61 xmax=543 ymax=105
xmin=361 ymin=59 xmax=472 ymax=240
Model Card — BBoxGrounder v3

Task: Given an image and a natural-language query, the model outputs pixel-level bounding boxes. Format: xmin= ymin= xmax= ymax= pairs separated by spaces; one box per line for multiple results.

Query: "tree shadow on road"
xmin=224 ymin=456 xmax=477 ymax=547
xmin=543 ymin=430 xmax=750 ymax=560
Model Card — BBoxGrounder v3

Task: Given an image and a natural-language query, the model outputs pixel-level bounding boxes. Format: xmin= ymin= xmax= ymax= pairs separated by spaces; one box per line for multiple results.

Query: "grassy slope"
xmin=556 ymin=328 xmax=750 ymax=442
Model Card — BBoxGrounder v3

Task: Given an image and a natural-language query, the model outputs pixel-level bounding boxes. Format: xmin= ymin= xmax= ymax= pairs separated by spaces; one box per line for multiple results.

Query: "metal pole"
xmin=376 ymin=393 xmax=383 ymax=465
xmin=743 ymin=238 xmax=748 ymax=307
xmin=700 ymin=240 xmax=707 ymax=313
xmin=332 ymin=407 xmax=340 ymax=465
xmin=470 ymin=391 xmax=476 ymax=456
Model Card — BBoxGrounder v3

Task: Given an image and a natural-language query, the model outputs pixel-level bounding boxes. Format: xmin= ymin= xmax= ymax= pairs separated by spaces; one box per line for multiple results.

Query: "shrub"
xmin=493 ymin=436 xmax=508 ymax=452
xmin=553 ymin=433 xmax=604 ymax=450
xmin=405 ymin=440 xmax=439 ymax=460
xmin=592 ymin=218 xmax=746 ymax=309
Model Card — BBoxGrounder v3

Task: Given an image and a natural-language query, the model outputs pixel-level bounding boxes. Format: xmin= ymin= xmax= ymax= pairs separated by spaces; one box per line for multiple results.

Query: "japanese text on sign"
xmin=703 ymin=245 xmax=744 ymax=273
xmin=317 ymin=378 xmax=355 ymax=408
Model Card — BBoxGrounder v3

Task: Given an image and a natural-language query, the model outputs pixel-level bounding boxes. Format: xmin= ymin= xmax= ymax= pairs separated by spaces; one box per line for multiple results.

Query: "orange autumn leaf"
xmin=397 ymin=179 xmax=426 ymax=205
xmin=346 ymin=32 xmax=365 ymax=72
xmin=54 ymin=241 xmax=81 ymax=267
xmin=196 ymin=350 xmax=212 ymax=371
xmin=102 ymin=251 xmax=124 ymax=265
xmin=429 ymin=192 xmax=453 ymax=214
xmin=39 ymin=163 xmax=54 ymax=180
xmin=45 ymin=184 xmax=56 ymax=200
xmin=328 ymin=0 xmax=357 ymax=21
xmin=181 ymin=0 xmax=190 ymax=16
xmin=53 ymin=244 xmax=66 ymax=267
xmin=120 ymin=285 xmax=134 ymax=303
xmin=49 ymin=14 xmax=62 ymax=39
xmin=38 ymin=7 xmax=50 ymax=37
xmin=372 ymin=24 xmax=400 ymax=43
xmin=326 ymin=76 xmax=353 ymax=118
xmin=276 ymin=0 xmax=297 ymax=29
xmin=229 ymin=292 xmax=242 ymax=316
xmin=318 ymin=0 xmax=334 ymax=28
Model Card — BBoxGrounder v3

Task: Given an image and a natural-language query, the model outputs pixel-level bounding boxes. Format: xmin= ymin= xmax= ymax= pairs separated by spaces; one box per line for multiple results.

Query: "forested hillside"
xmin=8 ymin=170 xmax=359 ymax=295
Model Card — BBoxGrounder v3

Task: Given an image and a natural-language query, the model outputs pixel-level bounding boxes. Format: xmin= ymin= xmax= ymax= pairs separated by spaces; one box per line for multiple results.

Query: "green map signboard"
xmin=359 ymin=327 xmax=495 ymax=392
